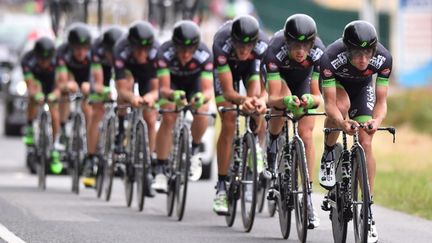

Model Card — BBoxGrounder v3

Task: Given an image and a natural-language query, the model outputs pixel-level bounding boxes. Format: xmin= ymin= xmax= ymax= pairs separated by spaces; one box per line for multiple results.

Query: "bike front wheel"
xmin=175 ymin=126 xmax=190 ymax=221
xmin=71 ymin=114 xmax=84 ymax=194
xmin=37 ymin=112 xmax=49 ymax=190
xmin=291 ymin=139 xmax=309 ymax=242
xmin=352 ymin=146 xmax=370 ymax=243
xmin=103 ymin=116 xmax=116 ymax=201
xmin=240 ymin=133 xmax=257 ymax=232
xmin=134 ymin=121 xmax=150 ymax=212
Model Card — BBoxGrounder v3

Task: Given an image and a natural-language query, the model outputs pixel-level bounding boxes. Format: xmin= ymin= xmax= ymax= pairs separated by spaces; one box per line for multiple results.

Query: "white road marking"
xmin=0 ymin=223 xmax=26 ymax=243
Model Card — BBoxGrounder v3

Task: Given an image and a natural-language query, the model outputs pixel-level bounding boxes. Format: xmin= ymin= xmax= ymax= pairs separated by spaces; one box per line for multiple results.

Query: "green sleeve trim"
xmin=200 ymin=71 xmax=213 ymax=80
xmin=24 ymin=72 xmax=34 ymax=80
xmin=91 ymin=63 xmax=102 ymax=70
xmin=336 ymin=81 xmax=344 ymax=89
xmin=215 ymin=95 xmax=225 ymax=104
xmin=311 ymin=71 xmax=320 ymax=81
xmin=352 ymin=115 xmax=372 ymax=123
xmin=267 ymin=72 xmax=281 ymax=82
xmin=376 ymin=77 xmax=389 ymax=86
xmin=55 ymin=66 xmax=68 ymax=74
xmin=158 ymin=98 xmax=173 ymax=106
xmin=247 ymin=74 xmax=259 ymax=84
xmin=322 ymin=78 xmax=336 ymax=88
xmin=125 ymin=69 xmax=132 ymax=77
xmin=157 ymin=68 xmax=170 ymax=77
xmin=217 ymin=64 xmax=230 ymax=73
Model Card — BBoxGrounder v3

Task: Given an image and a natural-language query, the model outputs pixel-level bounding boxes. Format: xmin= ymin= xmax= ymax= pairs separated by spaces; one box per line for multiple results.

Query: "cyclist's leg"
xmin=143 ymin=109 xmax=157 ymax=153
xmin=349 ymin=82 xmax=376 ymax=194
xmin=24 ymin=93 xmax=39 ymax=145
xmin=319 ymin=81 xmax=350 ymax=188
xmin=80 ymin=82 xmax=93 ymax=131
xmin=191 ymin=103 xmax=209 ymax=145
xmin=47 ymin=90 xmax=61 ymax=140
xmin=216 ymin=100 xmax=235 ymax=180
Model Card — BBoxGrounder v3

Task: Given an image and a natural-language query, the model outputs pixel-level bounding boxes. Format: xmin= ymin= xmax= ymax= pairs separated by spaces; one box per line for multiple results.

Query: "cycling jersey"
xmin=213 ymin=20 xmax=269 ymax=103
xmin=56 ymin=43 xmax=91 ymax=86
xmin=90 ymin=36 xmax=113 ymax=86
xmin=113 ymin=37 xmax=159 ymax=96
xmin=320 ymin=39 xmax=393 ymax=122
xmin=21 ymin=51 xmax=56 ymax=95
xmin=264 ymin=30 xmax=325 ymax=97
xmin=156 ymin=41 xmax=213 ymax=100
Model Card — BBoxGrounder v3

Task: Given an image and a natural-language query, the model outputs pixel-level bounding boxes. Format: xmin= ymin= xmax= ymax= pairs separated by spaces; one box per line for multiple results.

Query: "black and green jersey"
xmin=320 ymin=38 xmax=392 ymax=88
xmin=113 ymin=37 xmax=159 ymax=95
xmin=21 ymin=51 xmax=56 ymax=95
xmin=56 ymin=43 xmax=91 ymax=85
xmin=90 ymin=36 xmax=113 ymax=86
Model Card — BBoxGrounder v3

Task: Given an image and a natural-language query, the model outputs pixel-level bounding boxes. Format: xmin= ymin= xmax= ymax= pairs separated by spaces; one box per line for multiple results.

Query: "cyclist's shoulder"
xmin=375 ymin=42 xmax=392 ymax=60
xmin=322 ymin=39 xmax=345 ymax=60
xmin=213 ymin=21 xmax=232 ymax=45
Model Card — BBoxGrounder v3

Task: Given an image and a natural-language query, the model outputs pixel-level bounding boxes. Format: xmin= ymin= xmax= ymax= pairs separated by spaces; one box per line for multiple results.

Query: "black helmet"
xmin=231 ymin=15 xmax=259 ymax=44
xmin=67 ymin=23 xmax=91 ymax=46
xmin=284 ymin=14 xmax=317 ymax=43
xmin=172 ymin=20 xmax=200 ymax=47
xmin=128 ymin=21 xmax=154 ymax=47
xmin=343 ymin=20 xmax=378 ymax=50
xmin=33 ymin=37 xmax=55 ymax=58
xmin=102 ymin=26 xmax=124 ymax=51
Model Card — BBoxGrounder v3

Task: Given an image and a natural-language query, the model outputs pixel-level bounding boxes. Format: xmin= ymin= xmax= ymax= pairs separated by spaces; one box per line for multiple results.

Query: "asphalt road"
xmin=0 ymin=102 xmax=431 ymax=243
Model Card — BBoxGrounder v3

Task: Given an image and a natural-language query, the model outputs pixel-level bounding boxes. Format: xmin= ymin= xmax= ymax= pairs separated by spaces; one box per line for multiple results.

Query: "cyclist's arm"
xmin=219 ymin=69 xmax=245 ymax=105
xmin=22 ymin=64 xmax=39 ymax=95
xmin=116 ymin=75 xmax=135 ymax=103
xmin=266 ymin=71 xmax=289 ymax=109
xmin=200 ymin=59 xmax=214 ymax=101
xmin=90 ymin=62 xmax=104 ymax=93
xmin=157 ymin=66 xmax=172 ymax=99
xmin=373 ymin=58 xmax=392 ymax=125
xmin=309 ymin=71 xmax=321 ymax=107
xmin=55 ymin=61 xmax=69 ymax=92
xmin=146 ymin=77 xmax=159 ymax=101
xmin=321 ymin=55 xmax=344 ymax=125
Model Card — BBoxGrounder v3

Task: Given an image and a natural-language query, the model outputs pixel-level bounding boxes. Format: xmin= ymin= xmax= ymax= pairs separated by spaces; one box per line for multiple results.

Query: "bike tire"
xmin=256 ymin=173 xmax=267 ymax=213
xmin=176 ymin=126 xmax=190 ymax=221
xmin=103 ymin=117 xmax=116 ymax=201
xmin=240 ymin=133 xmax=257 ymax=232
xmin=277 ymin=148 xmax=292 ymax=239
xmin=225 ymin=173 xmax=238 ymax=227
xmin=134 ymin=121 xmax=149 ymax=212
xmin=331 ymin=144 xmax=348 ymax=243
xmin=37 ymin=112 xmax=48 ymax=190
xmin=291 ymin=138 xmax=309 ymax=243
xmin=352 ymin=146 xmax=370 ymax=243
xmin=124 ymin=145 xmax=134 ymax=207
xmin=71 ymin=115 xmax=83 ymax=195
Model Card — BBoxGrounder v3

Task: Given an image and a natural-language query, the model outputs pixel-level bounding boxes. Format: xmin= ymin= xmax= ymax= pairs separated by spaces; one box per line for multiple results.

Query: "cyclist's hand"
xmin=131 ymin=96 xmax=143 ymax=108
xmin=300 ymin=93 xmax=314 ymax=109
xmin=47 ymin=92 xmax=58 ymax=103
xmin=191 ymin=92 xmax=205 ymax=109
xmin=364 ymin=119 xmax=380 ymax=134
xmin=172 ymin=90 xmax=187 ymax=107
xmin=142 ymin=94 xmax=155 ymax=108
xmin=34 ymin=92 xmax=45 ymax=104
xmin=283 ymin=95 xmax=300 ymax=110
xmin=253 ymin=97 xmax=267 ymax=114
xmin=339 ymin=119 xmax=359 ymax=135
xmin=242 ymin=96 xmax=255 ymax=112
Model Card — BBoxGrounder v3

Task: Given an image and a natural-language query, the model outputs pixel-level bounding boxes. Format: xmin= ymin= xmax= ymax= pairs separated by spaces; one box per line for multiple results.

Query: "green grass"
xmin=374 ymin=170 xmax=432 ymax=220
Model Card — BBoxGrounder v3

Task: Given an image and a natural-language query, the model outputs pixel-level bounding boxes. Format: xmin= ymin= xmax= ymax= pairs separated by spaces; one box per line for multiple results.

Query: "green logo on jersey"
xmin=43 ymin=51 xmax=49 ymax=57
xmin=361 ymin=41 xmax=368 ymax=47
xmin=185 ymin=39 xmax=192 ymax=45
xmin=141 ymin=39 xmax=148 ymax=45
xmin=298 ymin=35 xmax=305 ymax=41
xmin=80 ymin=37 xmax=87 ymax=43
xmin=243 ymin=36 xmax=250 ymax=43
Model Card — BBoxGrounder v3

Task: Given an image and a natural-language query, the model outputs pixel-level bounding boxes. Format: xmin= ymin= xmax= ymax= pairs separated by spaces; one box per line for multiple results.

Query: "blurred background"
xmin=0 ymin=0 xmax=431 ymax=220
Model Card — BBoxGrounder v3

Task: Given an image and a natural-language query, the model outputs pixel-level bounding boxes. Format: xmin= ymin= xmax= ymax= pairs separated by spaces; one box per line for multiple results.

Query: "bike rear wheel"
xmin=292 ymin=139 xmax=309 ymax=242
xmin=175 ymin=126 xmax=190 ymax=221
xmin=256 ymin=173 xmax=267 ymax=213
xmin=225 ymin=174 xmax=238 ymax=227
xmin=103 ymin=117 xmax=116 ymax=201
xmin=352 ymin=147 xmax=370 ymax=243
xmin=240 ymin=133 xmax=257 ymax=232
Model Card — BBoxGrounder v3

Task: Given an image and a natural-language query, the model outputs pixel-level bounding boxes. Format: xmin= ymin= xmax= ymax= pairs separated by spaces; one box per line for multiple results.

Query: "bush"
xmin=385 ymin=89 xmax=432 ymax=135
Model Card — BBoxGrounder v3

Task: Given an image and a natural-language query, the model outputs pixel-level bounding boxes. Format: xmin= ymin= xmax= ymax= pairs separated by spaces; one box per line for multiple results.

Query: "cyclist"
xmin=319 ymin=20 xmax=392 ymax=243
xmin=22 ymin=37 xmax=62 ymax=174
xmin=153 ymin=20 xmax=214 ymax=192
xmin=55 ymin=23 xmax=93 ymax=177
xmin=263 ymin=14 xmax=325 ymax=228
xmin=82 ymin=26 xmax=124 ymax=187
xmin=212 ymin=15 xmax=268 ymax=215
xmin=113 ymin=21 xmax=159 ymax=184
